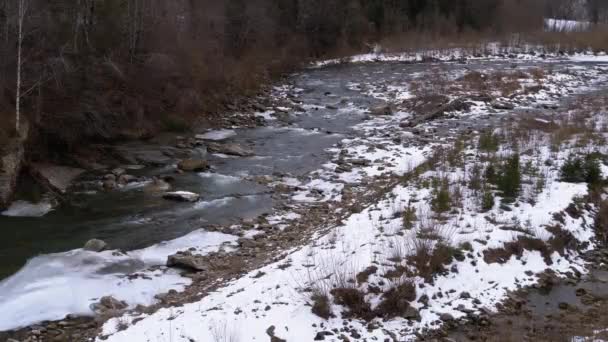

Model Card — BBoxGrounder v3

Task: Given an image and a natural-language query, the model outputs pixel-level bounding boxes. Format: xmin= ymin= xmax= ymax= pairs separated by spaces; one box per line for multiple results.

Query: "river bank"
xmin=2 ymin=50 xmax=608 ymax=341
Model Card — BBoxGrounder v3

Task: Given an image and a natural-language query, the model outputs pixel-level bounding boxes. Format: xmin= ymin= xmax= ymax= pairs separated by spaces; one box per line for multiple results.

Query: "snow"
xmin=97 ymin=57 xmax=608 ymax=342
xmin=570 ymin=54 xmax=608 ymax=63
xmin=1 ymin=200 xmax=54 ymax=217
xmin=544 ymin=18 xmax=591 ymax=32
xmin=195 ymin=129 xmax=237 ymax=141
xmin=0 ymin=230 xmax=237 ymax=331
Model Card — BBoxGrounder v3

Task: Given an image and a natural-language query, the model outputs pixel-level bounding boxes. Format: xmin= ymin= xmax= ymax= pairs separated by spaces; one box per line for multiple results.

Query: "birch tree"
xmin=15 ymin=0 xmax=28 ymax=135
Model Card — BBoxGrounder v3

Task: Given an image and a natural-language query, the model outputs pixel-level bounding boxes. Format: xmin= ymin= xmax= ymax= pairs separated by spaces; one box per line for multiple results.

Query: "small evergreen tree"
xmin=497 ymin=155 xmax=521 ymax=202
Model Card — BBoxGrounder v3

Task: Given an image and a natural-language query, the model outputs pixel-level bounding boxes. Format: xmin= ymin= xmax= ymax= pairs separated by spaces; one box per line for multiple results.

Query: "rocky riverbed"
xmin=2 ymin=50 xmax=608 ymax=341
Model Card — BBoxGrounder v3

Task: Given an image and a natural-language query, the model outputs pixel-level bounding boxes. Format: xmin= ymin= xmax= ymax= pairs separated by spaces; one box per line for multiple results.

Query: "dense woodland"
xmin=0 ymin=0 xmax=607 ymax=158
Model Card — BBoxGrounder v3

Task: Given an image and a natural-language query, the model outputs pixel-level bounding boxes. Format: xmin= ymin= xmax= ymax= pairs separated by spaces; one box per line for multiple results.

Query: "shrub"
xmin=485 ymin=163 xmax=498 ymax=184
xmin=481 ymin=189 xmax=495 ymax=211
xmin=330 ymin=287 xmax=373 ymax=320
xmin=432 ymin=180 xmax=451 ymax=214
xmin=560 ymin=154 xmax=603 ymax=185
xmin=356 ymin=266 xmax=378 ymax=284
xmin=478 ymin=131 xmax=500 ymax=152
xmin=596 ymin=200 xmax=608 ymax=245
xmin=468 ymin=164 xmax=482 ymax=191
xmin=497 ymin=155 xmax=521 ymax=202
xmin=311 ymin=294 xmax=332 ymax=319
xmin=161 ymin=115 xmax=190 ymax=132
xmin=374 ymin=281 xmax=417 ymax=319
xmin=402 ymin=205 xmax=417 ymax=230
xmin=408 ymin=241 xmax=456 ymax=281
xmin=483 ymin=237 xmax=552 ymax=265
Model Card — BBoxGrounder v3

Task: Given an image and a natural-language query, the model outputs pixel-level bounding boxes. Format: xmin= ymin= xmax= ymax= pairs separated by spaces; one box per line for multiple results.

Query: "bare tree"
xmin=15 ymin=0 xmax=28 ymax=135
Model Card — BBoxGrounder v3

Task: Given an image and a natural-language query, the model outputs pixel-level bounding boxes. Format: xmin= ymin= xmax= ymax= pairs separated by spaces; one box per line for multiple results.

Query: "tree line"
xmin=0 ymin=0 xmax=605 ymax=151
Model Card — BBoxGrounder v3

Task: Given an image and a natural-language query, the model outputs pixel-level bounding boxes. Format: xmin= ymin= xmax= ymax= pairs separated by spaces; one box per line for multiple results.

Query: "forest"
xmin=0 ymin=0 xmax=607 ymax=156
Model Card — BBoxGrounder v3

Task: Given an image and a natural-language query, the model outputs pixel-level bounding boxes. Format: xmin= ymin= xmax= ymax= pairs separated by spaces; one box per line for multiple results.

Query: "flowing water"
xmin=1 ymin=57 xmax=607 ymax=331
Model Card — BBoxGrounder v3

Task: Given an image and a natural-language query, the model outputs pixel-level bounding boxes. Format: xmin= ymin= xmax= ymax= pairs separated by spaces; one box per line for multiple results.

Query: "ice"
xmin=1 ymin=200 xmax=54 ymax=217
xmin=195 ymin=129 xmax=237 ymax=141
xmin=0 ymin=230 xmax=237 ymax=331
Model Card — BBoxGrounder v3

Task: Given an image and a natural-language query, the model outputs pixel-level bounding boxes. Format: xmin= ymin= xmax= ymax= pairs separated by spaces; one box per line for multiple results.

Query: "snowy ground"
xmin=95 ymin=60 xmax=608 ymax=341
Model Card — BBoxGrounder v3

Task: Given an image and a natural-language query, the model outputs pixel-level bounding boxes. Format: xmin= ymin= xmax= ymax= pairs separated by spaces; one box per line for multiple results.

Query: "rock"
xmin=403 ymin=306 xmax=421 ymax=321
xmin=99 ymin=296 xmax=127 ymax=310
xmin=407 ymin=98 xmax=471 ymax=127
xmin=143 ymin=178 xmax=171 ymax=193
xmin=111 ymin=168 xmax=126 ymax=177
xmin=460 ymin=291 xmax=471 ymax=299
xmin=558 ymin=302 xmax=569 ymax=310
xmin=117 ymin=174 xmax=137 ymax=185
xmin=103 ymin=179 xmax=117 ymax=190
xmin=115 ymin=146 xmax=172 ymax=166
xmin=103 ymin=174 xmax=116 ymax=181
xmin=440 ymin=313 xmax=455 ymax=321
xmin=370 ymin=104 xmax=393 ymax=116
xmin=207 ymin=143 xmax=254 ymax=157
xmin=83 ymin=239 xmax=107 ymax=252
xmin=167 ymin=252 xmax=207 ymax=271
xmin=30 ymin=163 xmax=85 ymax=193
xmin=491 ymin=100 xmax=515 ymax=110
xmin=0 ymin=119 xmax=28 ymax=209
xmin=162 ymin=191 xmax=200 ymax=202
xmin=469 ymin=93 xmax=493 ymax=102
xmin=91 ymin=296 xmax=128 ymax=315
xmin=177 ymin=159 xmax=209 ymax=172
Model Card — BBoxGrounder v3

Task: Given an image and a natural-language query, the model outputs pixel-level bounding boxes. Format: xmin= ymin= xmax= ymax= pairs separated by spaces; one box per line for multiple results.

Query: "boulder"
xmin=111 ymin=168 xmax=126 ymax=177
xmin=162 ymin=191 xmax=200 ymax=202
xmin=30 ymin=163 xmax=85 ymax=193
xmin=83 ymin=239 xmax=108 ymax=252
xmin=207 ymin=143 xmax=254 ymax=157
xmin=369 ymin=104 xmax=393 ymax=116
xmin=117 ymin=174 xmax=137 ymax=185
xmin=177 ymin=159 xmax=209 ymax=172
xmin=143 ymin=178 xmax=171 ymax=193
xmin=91 ymin=296 xmax=128 ymax=315
xmin=407 ymin=98 xmax=471 ymax=127
xmin=491 ymin=100 xmax=515 ymax=110
xmin=167 ymin=252 xmax=207 ymax=271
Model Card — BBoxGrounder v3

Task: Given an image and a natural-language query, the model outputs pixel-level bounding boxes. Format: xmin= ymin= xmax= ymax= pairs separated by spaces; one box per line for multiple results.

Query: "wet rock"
xmin=117 ymin=174 xmax=137 ymax=185
xmin=440 ymin=313 xmax=455 ymax=321
xmin=162 ymin=191 xmax=200 ymax=202
xmin=91 ymin=296 xmax=128 ymax=315
xmin=469 ymin=93 xmax=493 ymax=102
xmin=167 ymin=251 xmax=207 ymax=271
xmin=403 ymin=306 xmax=421 ymax=321
xmin=207 ymin=143 xmax=254 ymax=157
xmin=407 ymin=98 xmax=471 ymax=127
xmin=111 ymin=168 xmax=126 ymax=177
xmin=177 ymin=159 xmax=209 ymax=172
xmin=314 ymin=331 xmax=334 ymax=340
xmin=103 ymin=179 xmax=117 ymax=190
xmin=369 ymin=104 xmax=393 ymax=116
xmin=99 ymin=296 xmax=127 ymax=310
xmin=30 ymin=163 xmax=85 ymax=193
xmin=143 ymin=178 xmax=171 ymax=193
xmin=491 ymin=100 xmax=515 ymax=110
xmin=83 ymin=239 xmax=107 ymax=252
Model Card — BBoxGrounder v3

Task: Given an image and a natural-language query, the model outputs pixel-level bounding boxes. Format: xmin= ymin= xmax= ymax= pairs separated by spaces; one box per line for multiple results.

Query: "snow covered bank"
xmin=0 ymin=230 xmax=237 ymax=331
xmin=97 ymin=59 xmax=608 ymax=342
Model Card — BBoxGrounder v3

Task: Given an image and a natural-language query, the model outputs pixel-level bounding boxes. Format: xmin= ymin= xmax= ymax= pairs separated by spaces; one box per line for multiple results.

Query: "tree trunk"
xmin=16 ymin=0 xmax=24 ymax=135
